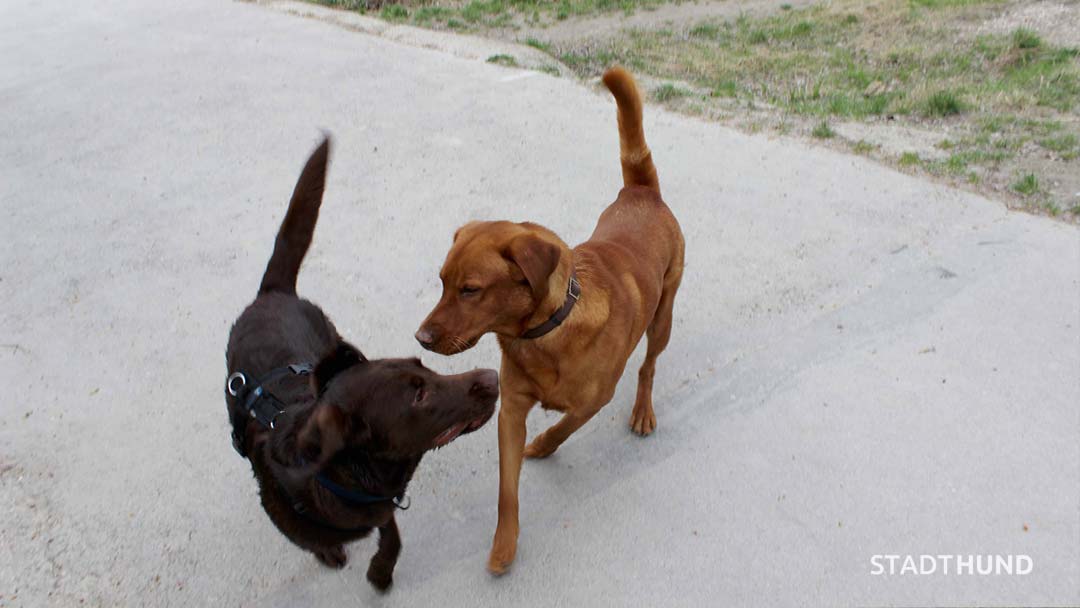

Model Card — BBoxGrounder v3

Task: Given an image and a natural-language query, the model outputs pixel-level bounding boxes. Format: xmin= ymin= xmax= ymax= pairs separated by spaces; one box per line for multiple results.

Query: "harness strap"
xmin=227 ymin=363 xmax=313 ymax=457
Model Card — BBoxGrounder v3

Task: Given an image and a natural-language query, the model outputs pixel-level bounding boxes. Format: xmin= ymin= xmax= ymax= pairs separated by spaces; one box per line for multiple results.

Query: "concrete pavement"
xmin=1 ymin=1 xmax=1077 ymax=606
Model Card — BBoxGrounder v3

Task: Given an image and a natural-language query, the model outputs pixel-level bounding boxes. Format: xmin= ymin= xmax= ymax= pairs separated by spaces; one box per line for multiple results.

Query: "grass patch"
xmin=380 ymin=3 xmax=409 ymax=20
xmin=909 ymin=0 xmax=1003 ymax=8
xmin=1010 ymin=173 xmax=1040 ymax=195
xmin=309 ymin=0 xmax=678 ymax=29
xmin=899 ymin=151 xmax=921 ymax=166
xmin=811 ymin=120 xmax=835 ymax=138
xmin=525 ymin=37 xmax=551 ymax=52
xmin=413 ymin=5 xmax=456 ymax=24
xmin=486 ymin=54 xmax=519 ymax=67
xmin=689 ymin=22 xmax=721 ymax=38
xmin=713 ymin=80 xmax=739 ymax=97
xmin=1011 ymin=28 xmax=1042 ymax=50
xmin=1038 ymin=133 xmax=1079 ymax=158
xmin=318 ymin=0 xmax=367 ymax=9
xmin=557 ymin=2 xmax=1079 ymax=124
xmin=923 ymin=90 xmax=965 ymax=117
xmin=653 ymin=83 xmax=693 ymax=102
xmin=853 ymin=140 xmax=879 ymax=154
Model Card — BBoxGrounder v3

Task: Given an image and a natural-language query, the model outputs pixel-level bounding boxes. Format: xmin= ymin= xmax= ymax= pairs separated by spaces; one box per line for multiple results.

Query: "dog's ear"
xmin=505 ymin=233 xmax=560 ymax=302
xmin=312 ymin=341 xmax=366 ymax=396
xmin=297 ymin=404 xmax=369 ymax=465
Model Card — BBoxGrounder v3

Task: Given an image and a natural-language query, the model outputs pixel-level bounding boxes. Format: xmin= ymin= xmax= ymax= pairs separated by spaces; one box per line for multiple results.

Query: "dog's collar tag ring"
xmin=393 ymin=495 xmax=411 ymax=510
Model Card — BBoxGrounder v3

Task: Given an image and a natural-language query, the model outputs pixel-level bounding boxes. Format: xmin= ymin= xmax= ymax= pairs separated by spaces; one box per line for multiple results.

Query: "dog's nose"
xmin=415 ymin=327 xmax=436 ymax=348
xmin=469 ymin=369 xmax=499 ymax=399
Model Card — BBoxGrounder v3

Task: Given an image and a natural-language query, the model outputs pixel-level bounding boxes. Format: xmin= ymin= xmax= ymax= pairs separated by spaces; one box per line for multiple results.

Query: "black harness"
xmin=227 ymin=363 xmax=313 ymax=454
xmin=226 ymin=363 xmax=408 ymax=510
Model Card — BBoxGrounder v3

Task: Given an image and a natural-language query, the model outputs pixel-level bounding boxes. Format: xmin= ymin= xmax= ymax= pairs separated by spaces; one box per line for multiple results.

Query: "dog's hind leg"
xmin=524 ymin=408 xmax=597 ymax=459
xmin=631 ymin=275 xmax=680 ymax=436
xmin=366 ymin=518 xmax=401 ymax=592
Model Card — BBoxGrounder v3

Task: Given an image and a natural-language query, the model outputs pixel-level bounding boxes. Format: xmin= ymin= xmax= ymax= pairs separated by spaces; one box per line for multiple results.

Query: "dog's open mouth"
xmin=433 ymin=413 xmax=491 ymax=448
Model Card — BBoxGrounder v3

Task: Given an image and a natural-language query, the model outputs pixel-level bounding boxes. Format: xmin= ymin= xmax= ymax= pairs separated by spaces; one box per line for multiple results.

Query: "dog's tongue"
xmin=433 ymin=422 xmax=468 ymax=448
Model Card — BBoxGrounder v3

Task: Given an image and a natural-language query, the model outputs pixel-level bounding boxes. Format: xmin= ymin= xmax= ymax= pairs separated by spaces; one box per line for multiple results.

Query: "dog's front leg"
xmin=366 ymin=517 xmax=401 ymax=592
xmin=488 ymin=390 xmax=533 ymax=575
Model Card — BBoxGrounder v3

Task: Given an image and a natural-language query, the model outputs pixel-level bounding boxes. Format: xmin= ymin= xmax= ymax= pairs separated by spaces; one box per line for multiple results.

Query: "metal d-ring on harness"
xmin=226 ymin=363 xmax=410 ymax=511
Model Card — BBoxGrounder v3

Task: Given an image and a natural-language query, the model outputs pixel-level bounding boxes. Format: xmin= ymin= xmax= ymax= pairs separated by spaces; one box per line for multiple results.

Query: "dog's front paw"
xmin=314 ymin=545 xmax=348 ymax=569
xmin=487 ymin=537 xmax=517 ymax=576
xmin=367 ymin=561 xmax=394 ymax=592
xmin=629 ymin=404 xmax=657 ymax=436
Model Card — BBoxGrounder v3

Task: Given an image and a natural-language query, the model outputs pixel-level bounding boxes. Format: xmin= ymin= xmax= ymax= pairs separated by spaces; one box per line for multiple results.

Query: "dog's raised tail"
xmin=602 ymin=67 xmax=659 ymax=192
xmin=258 ymin=136 xmax=330 ymax=295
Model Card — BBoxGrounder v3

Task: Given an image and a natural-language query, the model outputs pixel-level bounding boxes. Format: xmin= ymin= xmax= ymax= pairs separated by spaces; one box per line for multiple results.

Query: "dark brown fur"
xmin=416 ymin=67 xmax=685 ymax=575
xmin=225 ymin=137 xmax=498 ymax=590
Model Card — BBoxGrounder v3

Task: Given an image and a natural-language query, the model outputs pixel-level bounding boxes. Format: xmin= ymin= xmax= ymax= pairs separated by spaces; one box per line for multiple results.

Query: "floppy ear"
xmin=505 ymin=233 xmax=560 ymax=302
xmin=297 ymin=404 xmax=369 ymax=465
xmin=312 ymin=341 xmax=366 ymax=396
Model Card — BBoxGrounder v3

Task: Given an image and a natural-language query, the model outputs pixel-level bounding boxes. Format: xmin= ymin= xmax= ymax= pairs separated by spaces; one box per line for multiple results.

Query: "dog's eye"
xmin=412 ymin=379 xmax=427 ymax=404
xmin=459 ymin=285 xmax=481 ymax=297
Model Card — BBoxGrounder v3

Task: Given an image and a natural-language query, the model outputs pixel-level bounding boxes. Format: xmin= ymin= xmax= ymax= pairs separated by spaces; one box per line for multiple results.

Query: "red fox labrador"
xmin=416 ymin=67 xmax=685 ymax=574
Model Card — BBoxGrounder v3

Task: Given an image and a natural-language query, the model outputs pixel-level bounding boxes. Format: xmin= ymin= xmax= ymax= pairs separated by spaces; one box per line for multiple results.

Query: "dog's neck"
xmin=324 ymin=450 xmax=420 ymax=500
xmin=268 ymin=406 xmax=418 ymax=500
xmin=520 ymin=250 xmax=576 ymax=334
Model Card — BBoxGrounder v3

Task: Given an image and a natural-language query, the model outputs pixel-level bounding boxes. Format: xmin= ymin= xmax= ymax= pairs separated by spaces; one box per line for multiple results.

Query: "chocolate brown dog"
xmin=225 ymin=136 xmax=498 ymax=590
xmin=415 ymin=67 xmax=684 ymax=574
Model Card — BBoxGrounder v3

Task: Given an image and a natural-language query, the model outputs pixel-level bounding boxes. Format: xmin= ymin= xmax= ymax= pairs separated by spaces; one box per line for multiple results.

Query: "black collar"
xmin=314 ymin=471 xmax=410 ymax=510
xmin=521 ymin=273 xmax=581 ymax=340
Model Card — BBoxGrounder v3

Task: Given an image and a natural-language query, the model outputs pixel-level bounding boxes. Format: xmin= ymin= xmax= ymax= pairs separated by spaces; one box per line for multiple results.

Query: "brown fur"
xmin=416 ymin=67 xmax=685 ymax=574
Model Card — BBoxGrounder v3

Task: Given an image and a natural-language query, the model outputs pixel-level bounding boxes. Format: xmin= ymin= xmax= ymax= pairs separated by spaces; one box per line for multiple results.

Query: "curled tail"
xmin=258 ymin=136 xmax=331 ymax=295
xmin=602 ymin=66 xmax=659 ymax=193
